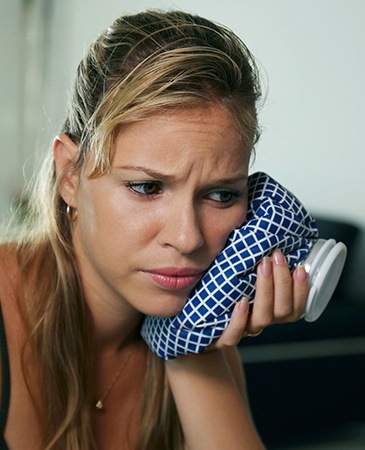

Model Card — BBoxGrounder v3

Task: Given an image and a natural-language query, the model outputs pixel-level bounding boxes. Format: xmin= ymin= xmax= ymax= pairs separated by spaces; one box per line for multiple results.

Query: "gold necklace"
xmin=95 ymin=350 xmax=133 ymax=411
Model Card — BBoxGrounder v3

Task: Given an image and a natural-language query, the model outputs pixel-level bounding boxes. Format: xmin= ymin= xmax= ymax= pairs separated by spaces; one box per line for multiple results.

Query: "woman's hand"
xmin=210 ymin=249 xmax=309 ymax=349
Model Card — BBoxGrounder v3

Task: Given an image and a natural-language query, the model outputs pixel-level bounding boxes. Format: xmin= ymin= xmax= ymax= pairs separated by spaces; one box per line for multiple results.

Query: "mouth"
xmin=142 ymin=268 xmax=205 ymax=291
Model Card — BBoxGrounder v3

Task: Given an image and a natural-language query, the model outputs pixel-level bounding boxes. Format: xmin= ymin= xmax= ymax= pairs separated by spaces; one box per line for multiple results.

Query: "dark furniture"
xmin=238 ymin=217 xmax=365 ymax=448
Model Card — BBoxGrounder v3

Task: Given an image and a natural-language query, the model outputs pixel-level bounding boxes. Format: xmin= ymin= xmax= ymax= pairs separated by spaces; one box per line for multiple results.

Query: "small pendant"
xmin=95 ymin=400 xmax=104 ymax=410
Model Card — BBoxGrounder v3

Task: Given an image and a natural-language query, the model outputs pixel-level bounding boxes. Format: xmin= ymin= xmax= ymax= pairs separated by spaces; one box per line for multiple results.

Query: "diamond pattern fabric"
xmin=141 ymin=172 xmax=319 ymax=360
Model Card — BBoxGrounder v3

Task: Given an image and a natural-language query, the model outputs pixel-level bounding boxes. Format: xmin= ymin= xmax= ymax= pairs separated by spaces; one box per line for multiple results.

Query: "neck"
xmin=93 ymin=310 xmax=143 ymax=355
xmin=83 ymin=291 xmax=143 ymax=353
xmin=73 ymin=245 xmax=144 ymax=352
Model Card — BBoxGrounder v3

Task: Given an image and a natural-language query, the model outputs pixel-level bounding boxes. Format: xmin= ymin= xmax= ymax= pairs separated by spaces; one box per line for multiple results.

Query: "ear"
xmin=53 ymin=133 xmax=79 ymax=208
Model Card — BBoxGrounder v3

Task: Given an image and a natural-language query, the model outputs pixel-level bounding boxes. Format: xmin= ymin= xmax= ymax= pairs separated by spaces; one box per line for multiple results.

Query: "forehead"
xmin=114 ymin=104 xmax=246 ymax=158
xmin=110 ymin=105 xmax=249 ymax=182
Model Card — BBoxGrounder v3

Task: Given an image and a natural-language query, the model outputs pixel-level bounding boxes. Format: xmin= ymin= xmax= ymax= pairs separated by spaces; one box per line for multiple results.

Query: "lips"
xmin=142 ymin=268 xmax=205 ymax=291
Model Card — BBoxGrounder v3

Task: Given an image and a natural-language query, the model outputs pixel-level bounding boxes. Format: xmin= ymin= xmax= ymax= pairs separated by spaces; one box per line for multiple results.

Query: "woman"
xmin=0 ymin=10 xmax=309 ymax=450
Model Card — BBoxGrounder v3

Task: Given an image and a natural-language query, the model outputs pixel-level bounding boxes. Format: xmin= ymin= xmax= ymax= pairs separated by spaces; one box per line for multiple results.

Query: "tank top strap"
xmin=0 ymin=304 xmax=10 ymax=448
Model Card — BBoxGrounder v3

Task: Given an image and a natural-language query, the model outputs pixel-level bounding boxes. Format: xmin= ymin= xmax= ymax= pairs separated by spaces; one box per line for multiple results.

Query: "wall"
xmin=47 ymin=0 xmax=365 ymax=221
xmin=1 ymin=0 xmax=364 ymax=292
xmin=0 ymin=0 xmax=24 ymax=219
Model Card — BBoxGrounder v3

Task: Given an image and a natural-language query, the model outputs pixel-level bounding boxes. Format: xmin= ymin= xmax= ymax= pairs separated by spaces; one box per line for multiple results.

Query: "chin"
xmin=142 ymin=294 xmax=187 ymax=318
xmin=146 ymin=305 xmax=185 ymax=319
xmin=153 ymin=310 xmax=183 ymax=319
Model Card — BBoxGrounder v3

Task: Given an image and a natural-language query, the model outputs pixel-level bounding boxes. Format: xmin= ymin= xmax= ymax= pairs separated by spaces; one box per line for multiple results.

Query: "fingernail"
xmin=295 ymin=265 xmax=308 ymax=282
xmin=273 ymin=249 xmax=286 ymax=266
xmin=260 ymin=256 xmax=272 ymax=277
xmin=237 ymin=298 xmax=249 ymax=314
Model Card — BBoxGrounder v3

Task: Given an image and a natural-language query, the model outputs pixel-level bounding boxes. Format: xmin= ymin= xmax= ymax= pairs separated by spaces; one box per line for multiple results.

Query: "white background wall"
xmin=1 ymin=0 xmax=364 ymax=291
xmin=2 ymin=0 xmax=364 ymax=223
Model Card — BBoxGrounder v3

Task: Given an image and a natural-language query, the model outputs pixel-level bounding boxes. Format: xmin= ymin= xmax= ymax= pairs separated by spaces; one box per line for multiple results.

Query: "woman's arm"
xmin=164 ymin=301 xmax=254 ymax=450
xmin=165 ymin=348 xmax=264 ymax=450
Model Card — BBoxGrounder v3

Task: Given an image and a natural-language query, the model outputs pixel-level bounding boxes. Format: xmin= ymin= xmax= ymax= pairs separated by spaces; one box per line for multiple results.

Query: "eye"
xmin=206 ymin=189 xmax=243 ymax=205
xmin=126 ymin=181 xmax=163 ymax=196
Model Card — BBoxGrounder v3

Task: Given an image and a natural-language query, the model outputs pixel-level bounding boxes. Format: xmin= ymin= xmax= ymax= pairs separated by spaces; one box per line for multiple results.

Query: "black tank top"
xmin=0 ymin=306 xmax=10 ymax=450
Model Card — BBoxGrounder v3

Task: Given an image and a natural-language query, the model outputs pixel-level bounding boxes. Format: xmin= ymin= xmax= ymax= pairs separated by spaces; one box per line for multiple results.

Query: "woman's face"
xmin=72 ymin=105 xmax=249 ymax=318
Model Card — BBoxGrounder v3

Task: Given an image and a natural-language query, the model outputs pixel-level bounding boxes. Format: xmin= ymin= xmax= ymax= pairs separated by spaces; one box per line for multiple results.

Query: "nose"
xmin=160 ymin=202 xmax=204 ymax=254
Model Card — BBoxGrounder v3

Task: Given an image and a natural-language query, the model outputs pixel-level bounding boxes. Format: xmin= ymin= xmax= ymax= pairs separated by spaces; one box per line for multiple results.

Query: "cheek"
xmin=76 ymin=189 xmax=110 ymax=240
xmin=77 ymin=182 xmax=159 ymax=249
xmin=203 ymin=203 xmax=248 ymax=255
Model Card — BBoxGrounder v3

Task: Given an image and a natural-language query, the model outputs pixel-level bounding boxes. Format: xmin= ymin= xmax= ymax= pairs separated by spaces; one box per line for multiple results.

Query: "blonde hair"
xmin=11 ymin=9 xmax=261 ymax=449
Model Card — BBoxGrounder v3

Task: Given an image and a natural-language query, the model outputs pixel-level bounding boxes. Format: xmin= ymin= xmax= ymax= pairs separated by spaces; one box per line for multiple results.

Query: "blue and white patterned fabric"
xmin=141 ymin=172 xmax=319 ymax=360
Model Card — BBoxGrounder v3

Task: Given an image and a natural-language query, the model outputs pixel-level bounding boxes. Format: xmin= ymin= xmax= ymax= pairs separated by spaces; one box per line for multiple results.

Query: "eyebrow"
xmin=115 ymin=165 xmax=248 ymax=184
xmin=115 ymin=165 xmax=175 ymax=181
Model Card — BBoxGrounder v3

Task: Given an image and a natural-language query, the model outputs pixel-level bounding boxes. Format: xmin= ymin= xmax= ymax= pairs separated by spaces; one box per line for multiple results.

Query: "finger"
xmin=271 ymin=250 xmax=294 ymax=320
xmin=215 ymin=298 xmax=250 ymax=348
xmin=243 ymin=329 xmax=263 ymax=338
xmin=292 ymin=265 xmax=310 ymax=319
xmin=247 ymin=256 xmax=274 ymax=333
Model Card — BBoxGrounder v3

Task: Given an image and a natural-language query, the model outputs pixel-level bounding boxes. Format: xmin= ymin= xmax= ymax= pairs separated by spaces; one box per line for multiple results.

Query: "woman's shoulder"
xmin=0 ymin=244 xmax=26 ymax=322
xmin=0 ymin=245 xmax=20 ymax=424
xmin=0 ymin=241 xmax=21 ymax=280
xmin=0 ymin=244 xmax=20 ymax=297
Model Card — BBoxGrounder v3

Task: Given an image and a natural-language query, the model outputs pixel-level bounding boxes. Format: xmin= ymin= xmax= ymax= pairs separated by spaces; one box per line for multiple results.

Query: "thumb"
xmin=229 ymin=298 xmax=250 ymax=339
xmin=214 ymin=298 xmax=250 ymax=349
